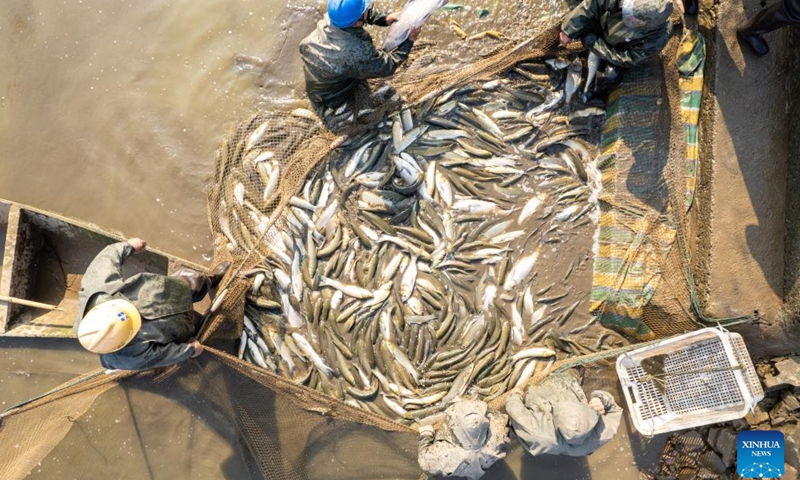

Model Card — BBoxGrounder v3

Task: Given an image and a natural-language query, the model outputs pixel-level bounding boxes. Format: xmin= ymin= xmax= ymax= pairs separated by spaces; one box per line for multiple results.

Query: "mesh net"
xmin=0 ymin=12 xmax=757 ymax=480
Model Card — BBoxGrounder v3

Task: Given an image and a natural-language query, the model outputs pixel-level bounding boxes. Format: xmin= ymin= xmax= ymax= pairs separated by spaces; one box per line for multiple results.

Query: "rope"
xmin=2 ymin=369 xmax=106 ymax=415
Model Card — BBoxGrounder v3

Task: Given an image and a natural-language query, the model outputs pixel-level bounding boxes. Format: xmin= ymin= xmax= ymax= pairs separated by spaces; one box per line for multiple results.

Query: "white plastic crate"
xmin=616 ymin=327 xmax=764 ymax=436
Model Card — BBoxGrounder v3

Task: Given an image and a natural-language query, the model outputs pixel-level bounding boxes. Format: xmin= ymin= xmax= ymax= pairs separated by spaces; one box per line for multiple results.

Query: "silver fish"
xmin=584 ymin=52 xmax=601 ymax=94
xmin=565 ymin=58 xmax=582 ymax=105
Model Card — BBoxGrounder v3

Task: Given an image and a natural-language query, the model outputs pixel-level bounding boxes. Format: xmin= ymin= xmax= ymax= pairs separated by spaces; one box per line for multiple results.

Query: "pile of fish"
xmin=217 ymin=54 xmax=616 ymax=423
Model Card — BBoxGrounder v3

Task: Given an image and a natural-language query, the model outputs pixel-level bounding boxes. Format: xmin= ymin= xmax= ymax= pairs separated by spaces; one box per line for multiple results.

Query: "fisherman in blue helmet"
xmin=299 ymin=0 xmax=421 ymax=131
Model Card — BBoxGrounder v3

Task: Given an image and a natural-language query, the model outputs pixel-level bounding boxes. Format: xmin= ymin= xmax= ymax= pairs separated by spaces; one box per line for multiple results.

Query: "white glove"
xmin=418 ymin=424 xmax=435 ymax=436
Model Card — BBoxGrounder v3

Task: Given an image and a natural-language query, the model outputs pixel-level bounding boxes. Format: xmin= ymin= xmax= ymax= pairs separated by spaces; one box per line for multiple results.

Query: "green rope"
xmin=552 ymin=337 xmax=666 ymax=373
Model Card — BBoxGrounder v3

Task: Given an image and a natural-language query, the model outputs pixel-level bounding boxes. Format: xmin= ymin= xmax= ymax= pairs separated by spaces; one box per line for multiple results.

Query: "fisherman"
xmin=504 ymin=371 xmax=623 ymax=457
xmin=417 ymin=398 xmax=509 ymax=480
xmin=737 ymin=0 xmax=800 ymax=56
xmin=298 ymin=0 xmax=421 ymax=131
xmin=74 ymin=238 xmax=230 ymax=370
xmin=559 ymin=0 xmax=674 ymax=103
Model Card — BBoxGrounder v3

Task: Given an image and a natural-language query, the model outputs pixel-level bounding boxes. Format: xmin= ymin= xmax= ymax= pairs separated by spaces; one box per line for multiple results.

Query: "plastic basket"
xmin=616 ymin=327 xmax=764 ymax=436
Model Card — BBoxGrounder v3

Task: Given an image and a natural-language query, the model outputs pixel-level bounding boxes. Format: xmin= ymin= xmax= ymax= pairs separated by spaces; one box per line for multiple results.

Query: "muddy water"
xmin=0 ymin=339 xmax=665 ymax=479
xmin=0 ymin=0 xmax=317 ymax=265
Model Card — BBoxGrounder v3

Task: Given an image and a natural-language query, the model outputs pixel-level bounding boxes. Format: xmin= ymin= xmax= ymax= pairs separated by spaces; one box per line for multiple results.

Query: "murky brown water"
xmin=0 ymin=0 xmax=317 ymax=265
xmin=0 ymin=339 xmax=666 ymax=479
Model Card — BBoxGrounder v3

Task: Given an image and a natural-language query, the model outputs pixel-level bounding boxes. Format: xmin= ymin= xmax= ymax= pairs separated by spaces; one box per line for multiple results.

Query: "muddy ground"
xmin=693 ymin=0 xmax=800 ymax=360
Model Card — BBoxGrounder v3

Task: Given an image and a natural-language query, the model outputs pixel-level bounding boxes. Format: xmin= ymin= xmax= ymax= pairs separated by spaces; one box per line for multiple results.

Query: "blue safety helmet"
xmin=328 ymin=0 xmax=372 ymax=28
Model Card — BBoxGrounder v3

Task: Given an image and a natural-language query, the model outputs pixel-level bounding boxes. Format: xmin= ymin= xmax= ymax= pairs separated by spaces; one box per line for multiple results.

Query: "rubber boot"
xmin=208 ymin=261 xmax=231 ymax=287
xmin=172 ymin=261 xmax=230 ymax=303
xmin=737 ymin=0 xmax=800 ymax=56
xmin=172 ymin=267 xmax=212 ymax=302
xmin=581 ymin=65 xmax=622 ymax=107
xmin=683 ymin=0 xmax=698 ymax=17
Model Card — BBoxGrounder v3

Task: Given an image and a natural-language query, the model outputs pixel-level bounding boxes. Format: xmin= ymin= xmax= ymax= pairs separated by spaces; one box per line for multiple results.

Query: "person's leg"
xmin=310 ymin=98 xmax=353 ymax=134
xmin=581 ymin=63 xmax=623 ymax=106
xmin=171 ymin=262 xmax=230 ymax=302
xmin=682 ymin=0 xmax=698 ymax=17
xmin=738 ymin=0 xmax=800 ymax=56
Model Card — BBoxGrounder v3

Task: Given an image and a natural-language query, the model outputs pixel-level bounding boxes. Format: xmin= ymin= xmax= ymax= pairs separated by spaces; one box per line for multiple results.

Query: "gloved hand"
xmin=582 ymin=34 xmax=597 ymax=49
xmin=418 ymin=424 xmax=435 ymax=436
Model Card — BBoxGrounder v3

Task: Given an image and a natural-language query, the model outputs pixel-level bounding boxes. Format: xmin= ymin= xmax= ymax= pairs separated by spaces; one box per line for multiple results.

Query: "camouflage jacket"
xmin=75 ymin=242 xmax=197 ymax=370
xmin=561 ymin=0 xmax=672 ymax=68
xmin=299 ymin=10 xmax=413 ymax=107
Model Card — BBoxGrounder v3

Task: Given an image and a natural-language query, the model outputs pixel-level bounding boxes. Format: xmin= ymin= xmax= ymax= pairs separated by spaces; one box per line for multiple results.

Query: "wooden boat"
xmin=0 ymin=198 xmax=204 ymax=337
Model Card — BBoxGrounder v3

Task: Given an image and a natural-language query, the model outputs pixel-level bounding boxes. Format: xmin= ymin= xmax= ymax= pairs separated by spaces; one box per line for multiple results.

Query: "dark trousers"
xmin=741 ymin=0 xmax=800 ymax=36
xmin=171 ymin=267 xmax=211 ymax=303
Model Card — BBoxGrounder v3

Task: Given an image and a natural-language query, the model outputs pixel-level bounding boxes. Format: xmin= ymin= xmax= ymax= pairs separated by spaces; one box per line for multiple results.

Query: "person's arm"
xmin=482 ymin=412 xmax=509 ymax=463
xmin=349 ymin=40 xmax=414 ymax=79
xmin=561 ymin=0 xmax=602 ymax=40
xmin=589 ymin=36 xmax=648 ymax=67
xmin=82 ymin=238 xmax=147 ymax=288
xmin=111 ymin=341 xmax=199 ymax=370
xmin=366 ymin=8 xmax=390 ymax=26
xmin=417 ymin=430 xmax=467 ymax=477
xmin=589 ymin=21 xmax=672 ymax=68
xmin=589 ymin=390 xmax=624 ymax=445
xmin=83 ymin=242 xmax=135 ymax=288
xmin=505 ymin=393 xmax=559 ymax=455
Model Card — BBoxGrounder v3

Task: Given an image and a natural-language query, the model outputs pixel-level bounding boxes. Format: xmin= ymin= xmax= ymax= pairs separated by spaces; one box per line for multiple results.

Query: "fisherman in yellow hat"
xmin=74 ymin=238 xmax=229 ymax=370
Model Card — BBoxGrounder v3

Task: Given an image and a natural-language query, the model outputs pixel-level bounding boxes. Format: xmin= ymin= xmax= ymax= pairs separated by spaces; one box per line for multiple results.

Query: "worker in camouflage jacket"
xmin=299 ymin=0 xmax=421 ymax=131
xmin=559 ymin=0 xmax=674 ymax=101
xmin=74 ymin=238 xmax=228 ymax=370
xmin=505 ymin=372 xmax=623 ymax=457
xmin=417 ymin=398 xmax=509 ymax=480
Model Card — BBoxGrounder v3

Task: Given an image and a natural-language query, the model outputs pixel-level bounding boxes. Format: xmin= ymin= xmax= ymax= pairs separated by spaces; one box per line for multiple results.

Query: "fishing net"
xmin=0 ymin=7 xmax=758 ymax=480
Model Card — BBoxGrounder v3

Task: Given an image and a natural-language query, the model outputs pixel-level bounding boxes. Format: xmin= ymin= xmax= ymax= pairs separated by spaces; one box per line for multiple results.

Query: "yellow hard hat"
xmin=77 ymin=299 xmax=142 ymax=354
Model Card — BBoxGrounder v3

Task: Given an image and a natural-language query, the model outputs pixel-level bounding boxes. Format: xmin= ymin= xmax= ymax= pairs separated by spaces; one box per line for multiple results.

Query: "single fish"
xmin=320 ymin=276 xmax=374 ymax=299
xmin=518 ymin=193 xmax=547 ymax=224
xmin=383 ymin=0 xmax=449 ymax=51
xmin=565 ymin=58 xmax=582 ymax=105
xmin=385 ymin=341 xmax=419 ymax=383
xmin=400 ymin=254 xmax=419 ymax=302
xmin=503 ymin=248 xmax=541 ymax=290
xmin=530 ymin=304 xmax=547 ymax=324
xmin=584 ymin=52 xmax=601 ymax=94
xmin=511 ymin=347 xmax=557 ymax=361
xmin=555 ymin=204 xmax=580 ymax=221
xmin=451 ymin=198 xmax=498 ymax=214
xmin=292 ymin=332 xmax=334 ymax=379
xmin=525 ymin=90 xmax=564 ymax=120
xmin=544 ymin=57 xmax=570 ymax=71
xmin=511 ymin=303 xmax=524 ymax=347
